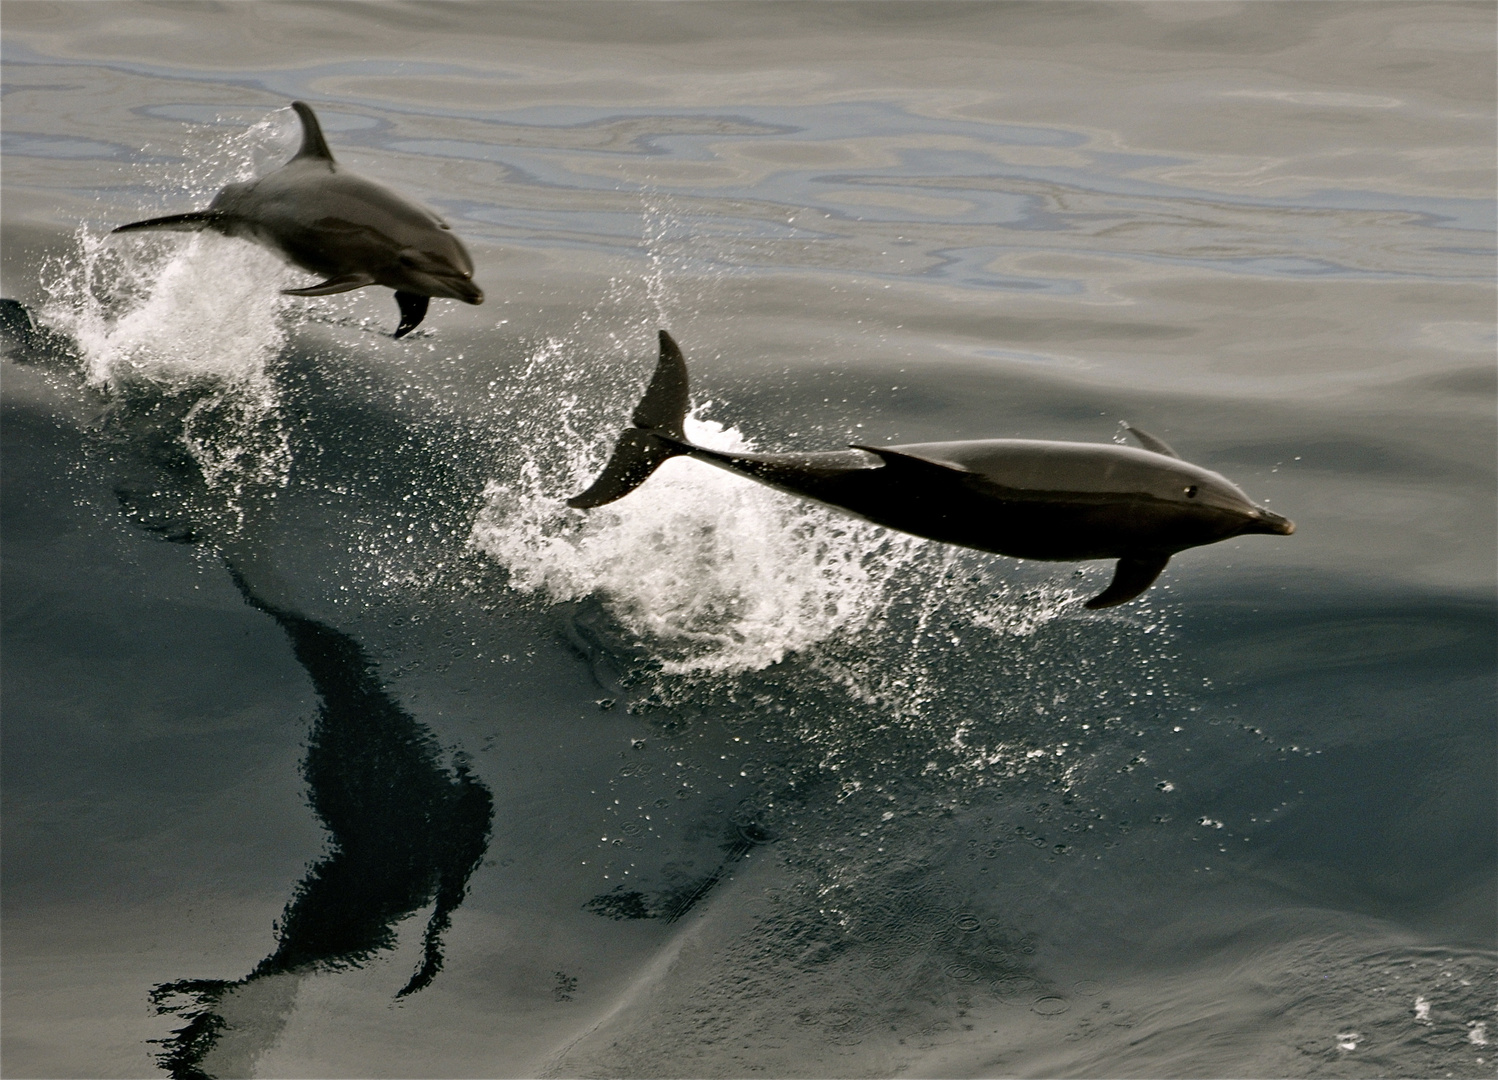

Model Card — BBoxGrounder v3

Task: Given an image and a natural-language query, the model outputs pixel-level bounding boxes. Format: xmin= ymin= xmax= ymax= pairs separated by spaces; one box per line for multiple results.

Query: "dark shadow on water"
xmin=145 ymin=558 xmax=496 ymax=1077
xmin=150 ymin=566 xmax=493 ymax=1078
xmin=2 ymin=301 xmax=495 ymax=1078
xmin=586 ymin=818 xmax=775 ymax=925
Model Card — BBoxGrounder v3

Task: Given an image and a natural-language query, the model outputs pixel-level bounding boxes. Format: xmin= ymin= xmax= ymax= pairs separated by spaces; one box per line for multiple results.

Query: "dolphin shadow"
xmin=4 ymin=298 xmax=494 ymax=1076
xmin=585 ymin=817 xmax=775 ymax=926
xmin=151 ymin=565 xmax=493 ymax=1077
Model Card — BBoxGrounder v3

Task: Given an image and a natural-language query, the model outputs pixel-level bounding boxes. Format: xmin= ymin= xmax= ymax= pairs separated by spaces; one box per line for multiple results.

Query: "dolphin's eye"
xmin=1184 ymin=485 xmax=1198 ymax=499
xmin=398 ymin=252 xmax=419 ymax=267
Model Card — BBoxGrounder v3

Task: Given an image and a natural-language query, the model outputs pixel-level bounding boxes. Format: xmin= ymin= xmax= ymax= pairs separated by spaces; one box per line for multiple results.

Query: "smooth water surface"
xmin=3 ymin=3 xmax=1494 ymax=1077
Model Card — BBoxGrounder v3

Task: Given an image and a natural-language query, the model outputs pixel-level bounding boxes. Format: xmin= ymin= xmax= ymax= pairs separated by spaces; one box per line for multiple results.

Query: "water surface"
xmin=2 ymin=3 xmax=1494 ymax=1077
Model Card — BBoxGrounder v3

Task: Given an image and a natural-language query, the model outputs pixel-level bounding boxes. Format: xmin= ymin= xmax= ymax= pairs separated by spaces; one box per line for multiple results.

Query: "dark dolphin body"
xmin=112 ymin=101 xmax=483 ymax=338
xmin=570 ymin=332 xmax=1294 ymax=608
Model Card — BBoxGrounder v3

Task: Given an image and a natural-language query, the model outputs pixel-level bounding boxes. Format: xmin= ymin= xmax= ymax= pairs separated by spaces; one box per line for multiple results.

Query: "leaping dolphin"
xmin=569 ymin=332 xmax=1294 ymax=608
xmin=112 ymin=101 xmax=483 ymax=338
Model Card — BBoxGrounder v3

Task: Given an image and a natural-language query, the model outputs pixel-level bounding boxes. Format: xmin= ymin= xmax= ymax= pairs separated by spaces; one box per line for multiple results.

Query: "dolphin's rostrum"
xmin=570 ymin=332 xmax=1293 ymax=608
xmin=112 ymin=101 xmax=483 ymax=338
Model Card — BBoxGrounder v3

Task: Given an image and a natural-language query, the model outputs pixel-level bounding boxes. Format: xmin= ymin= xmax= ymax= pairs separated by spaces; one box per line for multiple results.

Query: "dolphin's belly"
xmin=860 ymin=493 xmax=1183 ymax=560
xmin=830 ymin=481 xmax=1167 ymax=560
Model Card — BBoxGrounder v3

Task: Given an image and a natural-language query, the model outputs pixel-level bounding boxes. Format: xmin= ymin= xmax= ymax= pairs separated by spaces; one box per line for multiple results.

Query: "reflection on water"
xmin=2 ymin=302 xmax=493 ymax=1079
xmin=224 ymin=563 xmax=491 ymax=1001
xmin=152 ymin=565 xmax=493 ymax=1079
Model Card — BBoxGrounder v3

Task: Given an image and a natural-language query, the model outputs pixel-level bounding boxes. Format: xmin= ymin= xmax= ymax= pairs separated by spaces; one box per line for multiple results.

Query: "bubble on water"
xmin=993 ymin=976 xmax=1040 ymax=1000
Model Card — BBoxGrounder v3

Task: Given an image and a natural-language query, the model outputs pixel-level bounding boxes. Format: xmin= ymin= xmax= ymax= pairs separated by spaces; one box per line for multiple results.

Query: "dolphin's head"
xmin=388 ymin=226 xmax=483 ymax=305
xmin=1168 ymin=466 xmax=1294 ymax=539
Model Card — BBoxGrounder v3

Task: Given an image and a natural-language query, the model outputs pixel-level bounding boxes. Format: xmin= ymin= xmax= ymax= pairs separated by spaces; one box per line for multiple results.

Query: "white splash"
xmin=1335 ymin=1032 xmax=1362 ymax=1052
xmin=33 ymin=110 xmax=302 ymax=517
xmin=1414 ymin=996 xmax=1431 ymax=1024
xmin=38 ymin=108 xmax=298 ymax=396
xmin=42 ymin=227 xmax=292 ymax=394
xmin=472 ymin=412 xmax=931 ymax=674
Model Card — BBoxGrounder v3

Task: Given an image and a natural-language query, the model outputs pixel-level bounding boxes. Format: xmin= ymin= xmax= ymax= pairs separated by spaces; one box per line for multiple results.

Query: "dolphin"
xmin=569 ymin=332 xmax=1294 ymax=608
xmin=112 ymin=101 xmax=483 ymax=338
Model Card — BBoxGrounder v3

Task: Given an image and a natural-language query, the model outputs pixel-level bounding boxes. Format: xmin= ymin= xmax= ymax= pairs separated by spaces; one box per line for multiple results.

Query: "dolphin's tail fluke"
xmin=111 ymin=211 xmax=221 ymax=235
xmin=567 ymin=330 xmax=691 ymax=509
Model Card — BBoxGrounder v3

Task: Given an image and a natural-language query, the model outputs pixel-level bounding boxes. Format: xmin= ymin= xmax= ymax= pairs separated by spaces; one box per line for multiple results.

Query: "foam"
xmin=471 ymin=412 xmax=929 ymax=674
xmin=43 ymin=228 xmax=291 ymax=395
xmin=34 ymin=113 xmax=300 ymax=521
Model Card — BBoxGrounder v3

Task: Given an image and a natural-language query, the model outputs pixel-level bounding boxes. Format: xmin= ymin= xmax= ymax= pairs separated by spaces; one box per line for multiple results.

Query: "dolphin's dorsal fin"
xmin=1124 ymin=424 xmax=1179 ymax=459
xmin=850 ymin=444 xmax=978 ymax=475
xmin=290 ymin=101 xmax=336 ymax=164
xmin=1084 ymin=553 xmax=1170 ymax=609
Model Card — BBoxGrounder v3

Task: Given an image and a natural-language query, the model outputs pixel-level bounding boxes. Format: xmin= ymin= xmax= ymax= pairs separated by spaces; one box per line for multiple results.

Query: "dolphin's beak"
xmin=1245 ymin=507 xmax=1295 ymax=536
xmin=450 ymin=277 xmax=484 ymax=305
xmin=433 ymin=275 xmax=483 ymax=305
xmin=414 ymin=269 xmax=483 ymax=305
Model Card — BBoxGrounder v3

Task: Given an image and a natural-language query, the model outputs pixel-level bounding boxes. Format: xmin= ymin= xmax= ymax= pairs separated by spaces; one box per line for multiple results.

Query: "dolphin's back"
xmin=887 ymin=439 xmax=1229 ymax=502
xmin=214 ymin=165 xmax=472 ymax=286
xmin=238 ymin=167 xmax=447 ymax=235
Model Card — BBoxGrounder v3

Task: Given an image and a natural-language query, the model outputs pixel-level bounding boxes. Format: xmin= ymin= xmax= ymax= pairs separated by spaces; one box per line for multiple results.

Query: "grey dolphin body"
xmin=112 ymin=101 xmax=483 ymax=338
xmin=569 ymin=332 xmax=1294 ymax=608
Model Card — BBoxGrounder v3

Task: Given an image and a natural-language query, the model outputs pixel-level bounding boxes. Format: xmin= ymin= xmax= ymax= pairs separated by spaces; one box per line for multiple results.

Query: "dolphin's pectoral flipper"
xmin=281 ymin=272 xmax=376 ymax=298
xmin=111 ymin=211 xmax=222 ymax=235
xmin=1085 ymin=553 xmax=1171 ymax=609
xmin=289 ymin=101 xmax=336 ymax=164
xmin=568 ymin=330 xmax=693 ymax=509
xmin=1124 ymin=425 xmax=1180 ymax=459
xmin=392 ymin=291 xmax=430 ymax=338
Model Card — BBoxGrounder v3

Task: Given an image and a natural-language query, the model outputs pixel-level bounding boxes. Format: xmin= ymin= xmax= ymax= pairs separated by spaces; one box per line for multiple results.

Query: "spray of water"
xmin=35 ymin=113 xmax=301 ymax=533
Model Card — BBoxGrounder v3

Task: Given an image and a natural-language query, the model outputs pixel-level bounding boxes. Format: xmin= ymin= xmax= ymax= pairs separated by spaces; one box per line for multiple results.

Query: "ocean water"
xmin=2 ymin=3 xmax=1494 ymax=1077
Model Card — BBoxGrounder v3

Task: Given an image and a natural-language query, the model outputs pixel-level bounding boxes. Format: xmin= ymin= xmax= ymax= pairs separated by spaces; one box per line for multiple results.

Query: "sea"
xmin=2 ymin=3 xmax=1494 ymax=1077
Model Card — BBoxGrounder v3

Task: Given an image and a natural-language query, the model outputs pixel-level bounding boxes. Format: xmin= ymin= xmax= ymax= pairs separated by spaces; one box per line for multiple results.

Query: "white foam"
xmin=39 ymin=109 xmax=296 ymax=396
xmin=472 ymin=412 xmax=931 ymax=674
xmin=43 ymin=227 xmax=292 ymax=394
xmin=34 ymin=113 xmax=301 ymax=515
